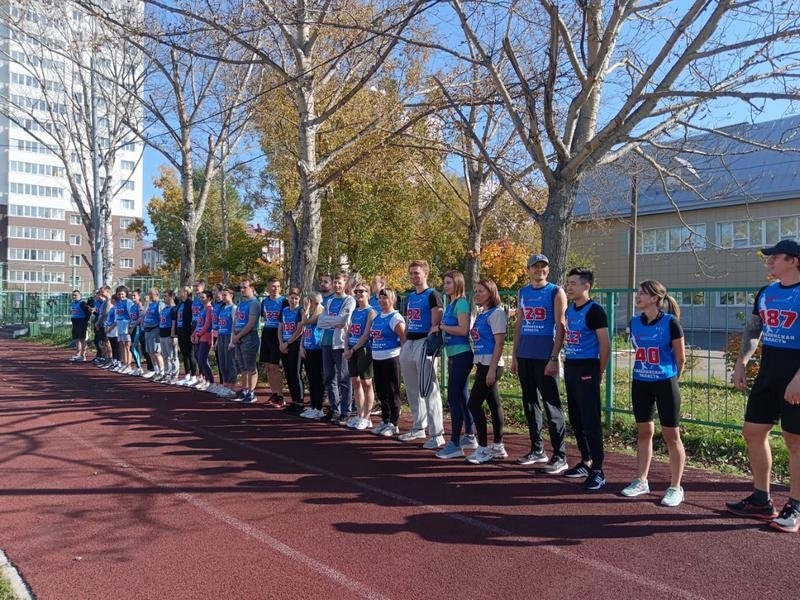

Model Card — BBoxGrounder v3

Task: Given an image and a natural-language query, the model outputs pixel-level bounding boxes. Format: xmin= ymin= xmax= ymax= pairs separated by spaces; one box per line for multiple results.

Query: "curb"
xmin=0 ymin=550 xmax=34 ymax=600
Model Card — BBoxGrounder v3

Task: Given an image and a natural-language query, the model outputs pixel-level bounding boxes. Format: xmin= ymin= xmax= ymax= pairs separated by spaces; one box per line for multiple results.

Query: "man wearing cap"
xmin=511 ymin=254 xmax=569 ymax=474
xmin=728 ymin=238 xmax=800 ymax=533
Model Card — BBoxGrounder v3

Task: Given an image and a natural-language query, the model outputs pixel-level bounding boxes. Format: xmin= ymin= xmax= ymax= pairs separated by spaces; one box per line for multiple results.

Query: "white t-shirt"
xmin=474 ymin=308 xmax=507 ymax=366
xmin=371 ymin=311 xmax=405 ymax=360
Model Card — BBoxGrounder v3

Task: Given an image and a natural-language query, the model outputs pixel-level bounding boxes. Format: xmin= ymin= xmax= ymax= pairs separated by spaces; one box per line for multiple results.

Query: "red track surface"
xmin=0 ymin=340 xmax=796 ymax=600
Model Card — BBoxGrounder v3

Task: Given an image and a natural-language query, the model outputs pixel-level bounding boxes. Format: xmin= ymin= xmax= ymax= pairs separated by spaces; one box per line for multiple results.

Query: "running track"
xmin=0 ymin=340 xmax=795 ymax=600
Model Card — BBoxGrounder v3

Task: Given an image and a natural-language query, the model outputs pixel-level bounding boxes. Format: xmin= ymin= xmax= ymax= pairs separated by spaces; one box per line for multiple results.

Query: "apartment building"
xmin=0 ymin=0 xmax=144 ymax=292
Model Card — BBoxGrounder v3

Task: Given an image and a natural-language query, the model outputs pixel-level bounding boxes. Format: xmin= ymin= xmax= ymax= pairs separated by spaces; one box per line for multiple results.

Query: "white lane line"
xmin=53 ymin=423 xmax=391 ymax=600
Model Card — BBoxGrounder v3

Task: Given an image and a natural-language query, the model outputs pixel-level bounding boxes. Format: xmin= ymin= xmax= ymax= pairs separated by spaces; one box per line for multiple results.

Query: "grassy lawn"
xmin=0 ymin=573 xmax=18 ymax=600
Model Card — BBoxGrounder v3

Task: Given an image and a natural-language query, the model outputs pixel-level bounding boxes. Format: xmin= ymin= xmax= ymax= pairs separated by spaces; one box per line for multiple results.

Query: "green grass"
xmin=0 ymin=573 xmax=18 ymax=600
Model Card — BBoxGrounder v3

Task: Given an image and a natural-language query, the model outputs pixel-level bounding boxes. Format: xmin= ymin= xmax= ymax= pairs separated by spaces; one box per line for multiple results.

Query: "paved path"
xmin=0 ymin=340 xmax=795 ymax=600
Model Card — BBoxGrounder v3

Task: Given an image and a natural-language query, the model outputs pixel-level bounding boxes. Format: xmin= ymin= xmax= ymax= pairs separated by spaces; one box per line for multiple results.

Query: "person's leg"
xmin=564 ymin=363 xmax=590 ymax=466
xmin=656 ymin=377 xmax=685 ymax=489
xmin=372 ymin=359 xmax=390 ymax=423
xmin=387 ymin=356 xmax=402 ymax=425
xmin=446 ymin=353 xmax=470 ymax=443
xmin=424 ymin=355 xmax=445 ymax=438
xmin=518 ymin=357 xmax=545 ymax=454
xmin=635 ymin=422 xmax=655 ymax=480
xmin=306 ymin=350 xmax=324 ymax=410
xmin=321 ymin=345 xmax=340 ymax=416
xmin=361 ymin=379 xmax=375 ymax=418
xmin=485 ymin=366 xmax=505 ymax=445
xmin=131 ymin=328 xmax=142 ymax=369
xmin=336 ymin=349 xmax=352 ymax=415
xmin=534 ymin=359 xmax=567 ymax=459
xmin=743 ymin=422 xmax=774 ymax=493
xmin=141 ymin=330 xmax=153 ymax=371
xmin=468 ymin=364 xmax=490 ymax=448
xmin=577 ymin=362 xmax=604 ymax=470
xmin=399 ymin=340 xmax=425 ymax=433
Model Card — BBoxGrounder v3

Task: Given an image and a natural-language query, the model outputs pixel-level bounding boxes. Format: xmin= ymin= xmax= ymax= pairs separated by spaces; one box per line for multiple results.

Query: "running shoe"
xmin=308 ymin=408 xmax=324 ymax=420
xmin=490 ymin=443 xmax=508 ymax=459
xmin=355 ymin=418 xmax=373 ymax=431
xmin=564 ymin=462 xmax=591 ymax=479
xmin=68 ymin=355 xmax=81 ymax=362
xmin=371 ymin=422 xmax=389 ymax=434
xmin=320 ymin=411 xmax=334 ymax=422
xmin=346 ymin=416 xmax=360 ymax=428
xmin=435 ymin=441 xmax=464 ymax=459
xmin=726 ymin=495 xmax=778 ymax=520
xmin=398 ymin=429 xmax=426 ymax=442
xmin=770 ymin=502 xmax=800 ymax=533
xmin=459 ymin=434 xmax=478 ymax=450
xmin=583 ymin=470 xmax=606 ymax=491
xmin=542 ymin=456 xmax=569 ymax=475
xmin=242 ymin=391 xmax=258 ymax=404
xmin=621 ymin=479 xmax=650 ymax=497
xmin=284 ymin=403 xmax=305 ymax=415
xmin=660 ymin=486 xmax=685 ymax=507
xmin=517 ymin=450 xmax=548 ymax=465
xmin=142 ymin=371 xmax=155 ymax=379
xmin=466 ymin=446 xmax=493 ymax=464
xmin=369 ymin=406 xmax=383 ymax=416
xmin=379 ymin=424 xmax=399 ymax=437
xmin=423 ymin=435 xmax=446 ymax=450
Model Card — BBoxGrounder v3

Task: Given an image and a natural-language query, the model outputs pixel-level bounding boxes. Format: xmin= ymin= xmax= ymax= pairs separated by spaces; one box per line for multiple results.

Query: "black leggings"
xmin=564 ymin=360 xmax=604 ymax=470
xmin=373 ymin=356 xmax=402 ymax=425
xmin=281 ymin=341 xmax=304 ymax=404
xmin=178 ymin=332 xmax=197 ymax=376
xmin=303 ymin=349 xmax=324 ymax=409
xmin=109 ymin=337 xmax=120 ymax=361
xmin=468 ymin=364 xmax=505 ymax=447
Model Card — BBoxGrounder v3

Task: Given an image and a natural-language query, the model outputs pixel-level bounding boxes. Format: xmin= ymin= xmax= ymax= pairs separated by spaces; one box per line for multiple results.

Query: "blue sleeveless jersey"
xmin=115 ymin=298 xmax=133 ymax=323
xmin=143 ymin=301 xmax=161 ymax=328
xmin=280 ymin=306 xmax=302 ymax=342
xmin=176 ymin=302 xmax=185 ymax=329
xmin=630 ymin=313 xmax=678 ymax=381
xmin=105 ymin=305 xmax=116 ymax=327
xmin=191 ymin=296 xmax=203 ymax=325
xmin=261 ymin=296 xmax=285 ymax=329
xmin=758 ymin=282 xmax=800 ymax=350
xmin=370 ymin=311 xmax=401 ymax=352
xmin=517 ymin=283 xmax=558 ymax=359
xmin=70 ymin=300 xmax=87 ymax=320
xmin=565 ymin=301 xmax=601 ymax=360
xmin=406 ymin=288 xmax=434 ymax=334
xmin=193 ymin=307 xmax=206 ymax=335
xmin=348 ymin=307 xmax=373 ymax=347
xmin=369 ymin=294 xmax=381 ymax=313
xmin=211 ymin=302 xmax=223 ymax=332
xmin=470 ymin=306 xmax=499 ymax=355
xmin=217 ymin=304 xmax=234 ymax=336
xmin=303 ymin=321 xmax=322 ymax=350
xmin=442 ymin=299 xmax=470 ymax=347
xmin=129 ymin=302 xmax=140 ymax=324
xmin=159 ymin=305 xmax=174 ymax=330
xmin=327 ymin=296 xmax=346 ymax=318
xmin=235 ymin=298 xmax=259 ymax=331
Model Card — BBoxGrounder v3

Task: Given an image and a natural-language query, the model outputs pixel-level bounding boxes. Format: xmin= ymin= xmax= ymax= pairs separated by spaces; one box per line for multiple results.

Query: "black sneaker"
xmin=583 ymin=469 xmax=606 ymax=491
xmin=283 ymin=403 xmax=304 ymax=414
xmin=517 ymin=450 xmax=548 ymax=465
xmin=320 ymin=411 xmax=334 ymax=422
xmin=242 ymin=391 xmax=258 ymax=404
xmin=726 ymin=494 xmax=778 ymax=520
xmin=542 ymin=456 xmax=569 ymax=475
xmin=564 ymin=462 xmax=591 ymax=478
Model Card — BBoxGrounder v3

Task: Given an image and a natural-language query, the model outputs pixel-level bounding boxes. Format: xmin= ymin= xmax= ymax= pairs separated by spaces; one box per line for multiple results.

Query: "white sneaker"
xmin=371 ymin=422 xmax=389 ymax=434
xmin=661 ymin=486 xmax=685 ymax=507
xmin=621 ymin=479 xmax=650 ymax=497
xmin=310 ymin=408 xmax=324 ymax=419
xmin=142 ymin=371 xmax=155 ymax=379
xmin=346 ymin=416 xmax=360 ymax=429
xmin=466 ymin=446 xmax=493 ymax=464
xmin=459 ymin=434 xmax=479 ymax=450
xmin=196 ymin=381 xmax=209 ymax=391
xmin=491 ymin=443 xmax=508 ymax=459
xmin=355 ymin=418 xmax=372 ymax=431
xmin=300 ymin=407 xmax=314 ymax=417
xmin=435 ymin=441 xmax=464 ymax=459
xmin=380 ymin=424 xmax=400 ymax=437
xmin=186 ymin=376 xmax=199 ymax=387
xmin=423 ymin=435 xmax=446 ymax=450
xmin=398 ymin=429 xmax=426 ymax=442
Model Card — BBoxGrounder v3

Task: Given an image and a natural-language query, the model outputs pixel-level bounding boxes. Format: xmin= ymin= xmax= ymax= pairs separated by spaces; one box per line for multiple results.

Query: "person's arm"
xmin=543 ymin=288 xmax=568 ymax=377
xmin=733 ymin=313 xmax=763 ymax=391
xmin=287 ymin=316 xmax=304 ymax=345
xmin=672 ymin=337 xmax=686 ymax=378
xmin=485 ymin=311 xmax=506 ymax=386
xmin=511 ymin=295 xmax=522 ymax=375
xmin=393 ymin=317 xmax=407 ymax=345
xmin=429 ymin=291 xmax=443 ymax=333
xmin=171 ymin=308 xmax=177 ymax=339
xmin=332 ymin=296 xmax=355 ymax=329
xmin=597 ymin=327 xmax=611 ymax=373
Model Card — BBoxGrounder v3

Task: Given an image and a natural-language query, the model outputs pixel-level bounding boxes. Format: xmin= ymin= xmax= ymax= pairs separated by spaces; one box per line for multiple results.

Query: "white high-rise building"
xmin=0 ymin=0 xmax=144 ymax=292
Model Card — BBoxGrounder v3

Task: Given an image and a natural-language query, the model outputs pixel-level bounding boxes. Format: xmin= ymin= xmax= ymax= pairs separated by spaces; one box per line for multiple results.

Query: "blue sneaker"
xmin=242 ymin=391 xmax=258 ymax=404
xmin=583 ymin=470 xmax=606 ymax=491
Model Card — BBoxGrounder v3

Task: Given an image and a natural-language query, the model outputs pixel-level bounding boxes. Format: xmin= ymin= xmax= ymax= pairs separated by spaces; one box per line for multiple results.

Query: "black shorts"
xmin=347 ymin=347 xmax=373 ymax=379
xmin=72 ymin=319 xmax=88 ymax=341
xmin=259 ymin=327 xmax=281 ymax=364
xmin=95 ymin=326 xmax=107 ymax=343
xmin=631 ymin=377 xmax=681 ymax=428
xmin=745 ymin=348 xmax=800 ymax=434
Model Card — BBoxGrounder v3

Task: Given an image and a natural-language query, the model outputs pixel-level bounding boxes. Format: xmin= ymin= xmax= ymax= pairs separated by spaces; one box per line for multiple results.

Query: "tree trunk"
xmin=180 ymin=153 xmax=196 ymax=287
xmin=464 ymin=220 xmax=482 ymax=294
xmin=540 ymin=177 xmax=581 ymax=285
xmin=102 ymin=214 xmax=114 ymax=286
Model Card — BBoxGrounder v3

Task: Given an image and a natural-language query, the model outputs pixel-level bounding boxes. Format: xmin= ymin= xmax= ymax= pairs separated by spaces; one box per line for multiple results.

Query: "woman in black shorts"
xmin=621 ymin=280 xmax=686 ymax=507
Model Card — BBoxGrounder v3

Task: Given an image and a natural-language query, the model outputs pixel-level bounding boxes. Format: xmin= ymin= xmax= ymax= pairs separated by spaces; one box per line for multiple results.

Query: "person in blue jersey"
xmin=192 ymin=290 xmax=215 ymax=390
xmin=279 ymin=288 xmax=306 ymax=414
xmin=727 ymin=239 xmax=800 ymax=532
xmin=370 ymin=288 xmax=407 ymax=436
xmin=69 ymin=290 xmax=91 ymax=362
xmin=318 ymin=272 xmax=356 ymax=423
xmin=511 ymin=254 xmax=569 ymax=474
xmin=142 ymin=288 xmax=165 ymax=380
xmin=319 ymin=274 xmax=334 ymax=305
xmin=208 ymin=283 xmax=226 ymax=393
xmin=176 ymin=286 xmax=199 ymax=386
xmin=620 ymin=280 xmax=686 ymax=507
xmin=92 ymin=287 xmax=110 ymax=365
xmin=113 ymin=286 xmax=136 ymax=373
xmin=563 ymin=267 xmax=611 ymax=491
xmin=465 ymin=279 xmax=509 ymax=464
xmin=158 ymin=290 xmax=179 ymax=382
xmin=214 ymin=287 xmax=238 ymax=399
xmin=230 ymin=277 xmax=261 ymax=403
xmin=399 ymin=260 xmax=445 ymax=449
xmin=300 ymin=292 xmax=326 ymax=419
xmin=259 ymin=277 xmax=290 ymax=406
xmin=369 ymin=275 xmax=387 ymax=313
xmin=129 ymin=289 xmax=146 ymax=376
xmin=104 ymin=293 xmax=120 ymax=370
xmin=434 ymin=271 xmax=477 ymax=459
xmin=345 ymin=282 xmax=377 ymax=430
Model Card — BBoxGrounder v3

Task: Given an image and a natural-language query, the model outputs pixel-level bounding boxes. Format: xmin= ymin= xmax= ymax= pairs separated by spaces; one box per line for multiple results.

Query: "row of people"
xmin=68 ymin=240 xmax=800 ymax=531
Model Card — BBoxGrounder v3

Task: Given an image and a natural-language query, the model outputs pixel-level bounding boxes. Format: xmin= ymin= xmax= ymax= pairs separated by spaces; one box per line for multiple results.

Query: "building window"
xmin=8 ymin=248 xmax=65 ymax=263
xmin=120 ymin=217 xmax=133 ymax=229
xmin=9 ymin=226 xmax=64 ymax=241
xmin=69 ymin=234 xmax=82 ymax=245
xmin=122 ymin=180 xmax=135 ymax=191
xmin=637 ymin=225 xmax=707 ymax=254
xmin=9 ymin=160 xmax=64 ymax=177
xmin=9 ymin=204 xmax=65 ymax=220
xmin=119 ymin=258 xmax=134 ymax=269
xmin=717 ymin=216 xmax=800 ymax=249
xmin=70 ymin=255 xmax=82 ymax=266
xmin=120 ymin=238 xmax=134 ymax=249
xmin=673 ymin=291 xmax=706 ymax=306
xmin=121 ymin=199 xmax=135 ymax=210
xmin=70 ymin=214 xmax=82 ymax=225
xmin=121 ymin=160 xmax=136 ymax=171
xmin=9 ymin=182 xmax=64 ymax=198
xmin=716 ymin=291 xmax=756 ymax=307
xmin=8 ymin=270 xmax=65 ymax=283
xmin=122 ymin=142 xmax=136 ymax=152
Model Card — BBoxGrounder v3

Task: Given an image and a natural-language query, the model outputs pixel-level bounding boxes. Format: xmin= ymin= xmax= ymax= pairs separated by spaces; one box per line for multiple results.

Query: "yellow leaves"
xmin=480 ymin=238 xmax=529 ymax=289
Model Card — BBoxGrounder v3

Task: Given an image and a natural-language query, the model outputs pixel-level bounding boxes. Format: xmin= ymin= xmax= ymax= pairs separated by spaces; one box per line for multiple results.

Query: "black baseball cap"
xmin=762 ymin=239 xmax=800 ymax=258
xmin=527 ymin=254 xmax=549 ymax=267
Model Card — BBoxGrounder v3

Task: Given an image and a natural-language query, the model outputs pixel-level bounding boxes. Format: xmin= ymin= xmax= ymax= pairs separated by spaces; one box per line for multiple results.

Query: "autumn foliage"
xmin=480 ymin=239 xmax=529 ymax=289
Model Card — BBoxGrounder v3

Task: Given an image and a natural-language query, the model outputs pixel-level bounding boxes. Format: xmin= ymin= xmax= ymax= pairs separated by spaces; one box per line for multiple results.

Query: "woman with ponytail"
xmin=621 ymin=280 xmax=687 ymax=507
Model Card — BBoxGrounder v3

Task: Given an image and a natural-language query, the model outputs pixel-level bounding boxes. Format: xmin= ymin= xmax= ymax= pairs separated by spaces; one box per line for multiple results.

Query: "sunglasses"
xmin=354 ymin=289 xmax=368 ymax=294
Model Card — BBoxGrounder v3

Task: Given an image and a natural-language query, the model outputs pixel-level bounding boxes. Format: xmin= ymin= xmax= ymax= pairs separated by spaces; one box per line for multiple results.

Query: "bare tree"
xmin=449 ymin=0 xmax=800 ymax=282
xmin=1 ymin=0 xmax=145 ymax=287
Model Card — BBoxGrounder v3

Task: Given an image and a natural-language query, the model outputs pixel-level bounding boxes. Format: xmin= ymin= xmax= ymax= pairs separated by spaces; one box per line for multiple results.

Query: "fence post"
xmin=604 ymin=291 xmax=616 ymax=427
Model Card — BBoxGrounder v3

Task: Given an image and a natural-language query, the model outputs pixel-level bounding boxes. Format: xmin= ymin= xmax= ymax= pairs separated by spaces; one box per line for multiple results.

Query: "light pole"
xmin=627 ymin=173 xmax=639 ymax=329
